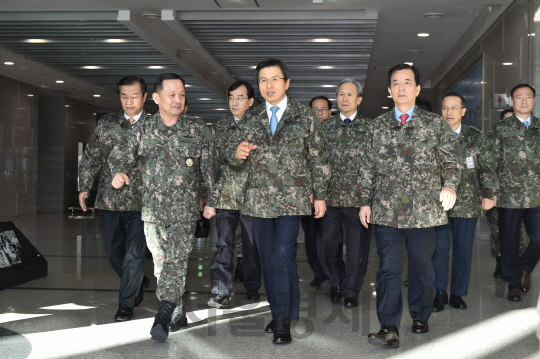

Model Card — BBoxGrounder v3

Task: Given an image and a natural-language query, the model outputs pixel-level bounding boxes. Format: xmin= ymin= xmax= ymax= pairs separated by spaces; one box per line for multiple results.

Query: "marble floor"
xmin=0 ymin=213 xmax=539 ymax=359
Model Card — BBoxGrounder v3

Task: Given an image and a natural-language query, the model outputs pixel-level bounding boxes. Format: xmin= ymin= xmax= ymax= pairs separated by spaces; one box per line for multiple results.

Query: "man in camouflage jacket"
xmin=318 ymin=78 xmax=371 ymax=308
xmin=486 ymin=83 xmax=540 ymax=301
xmin=109 ymin=73 xmax=220 ymax=342
xmin=431 ymin=92 xmax=497 ymax=313
xmin=234 ymin=58 xmax=330 ymax=344
xmin=78 ymin=76 xmax=149 ymax=323
xmin=359 ymin=64 xmax=461 ymax=348
xmin=207 ymin=80 xmax=261 ymax=309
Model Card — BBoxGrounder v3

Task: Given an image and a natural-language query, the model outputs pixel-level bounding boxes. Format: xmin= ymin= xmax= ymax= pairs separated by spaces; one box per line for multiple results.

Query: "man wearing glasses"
xmin=233 ymin=58 xmax=330 ymax=344
xmin=431 ymin=92 xmax=497 ymax=312
xmin=310 ymin=96 xmax=333 ymax=122
xmin=207 ymin=80 xmax=262 ymax=309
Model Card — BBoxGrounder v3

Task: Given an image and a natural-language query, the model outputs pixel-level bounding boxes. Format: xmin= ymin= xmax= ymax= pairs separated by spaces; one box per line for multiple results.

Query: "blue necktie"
xmin=454 ymin=132 xmax=458 ymax=138
xmin=270 ymin=106 xmax=279 ymax=135
xmin=524 ymin=120 xmax=530 ymax=129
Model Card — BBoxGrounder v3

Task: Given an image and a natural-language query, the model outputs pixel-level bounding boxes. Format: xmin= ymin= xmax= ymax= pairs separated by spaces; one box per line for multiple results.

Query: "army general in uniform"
xmin=109 ymin=73 xmax=220 ymax=342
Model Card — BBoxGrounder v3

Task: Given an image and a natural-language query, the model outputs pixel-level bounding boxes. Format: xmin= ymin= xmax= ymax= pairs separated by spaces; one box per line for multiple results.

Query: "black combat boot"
xmin=494 ymin=256 xmax=502 ymax=278
xmin=169 ymin=306 xmax=188 ymax=332
xmin=234 ymin=257 xmax=244 ymax=283
xmin=150 ymin=300 xmax=176 ymax=342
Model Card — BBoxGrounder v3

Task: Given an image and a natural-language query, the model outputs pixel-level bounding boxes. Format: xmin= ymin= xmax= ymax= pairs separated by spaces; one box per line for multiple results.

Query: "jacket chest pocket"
xmin=281 ymin=123 xmax=308 ymax=148
xmin=171 ymin=139 xmax=201 ymax=173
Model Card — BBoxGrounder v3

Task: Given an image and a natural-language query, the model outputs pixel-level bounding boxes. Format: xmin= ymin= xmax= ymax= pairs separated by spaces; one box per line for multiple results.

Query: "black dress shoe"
xmin=234 ymin=257 xmax=243 ymax=283
xmin=114 ymin=306 xmax=133 ymax=322
xmin=246 ymin=289 xmax=260 ymax=301
xmin=207 ymin=294 xmax=229 ymax=308
xmin=311 ymin=277 xmax=322 ymax=287
xmin=150 ymin=300 xmax=176 ymax=342
xmin=412 ymin=320 xmax=429 ymax=334
xmin=169 ymin=306 xmax=188 ymax=332
xmin=330 ymin=286 xmax=342 ymax=302
xmin=493 ymin=256 xmax=502 ymax=278
xmin=367 ymin=326 xmax=399 ymax=348
xmin=449 ymin=294 xmax=467 ymax=309
xmin=343 ymin=297 xmax=358 ymax=307
xmin=134 ymin=276 xmax=150 ymax=307
xmin=265 ymin=319 xmax=275 ymax=333
xmin=273 ymin=320 xmax=292 ymax=344
xmin=432 ymin=291 xmax=448 ymax=312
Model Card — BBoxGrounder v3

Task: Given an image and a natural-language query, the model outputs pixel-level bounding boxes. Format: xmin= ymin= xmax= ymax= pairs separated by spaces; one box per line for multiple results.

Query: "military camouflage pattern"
xmin=144 ymin=220 xmax=197 ymax=306
xmin=108 ymin=113 xmax=221 ymax=227
xmin=486 ymin=207 xmax=527 ymax=258
xmin=79 ymin=111 xmax=145 ymax=211
xmin=486 ymin=115 xmax=540 ymax=209
xmin=229 ymin=98 xmax=330 ymax=218
xmin=233 ymin=221 xmax=243 ymax=257
xmin=212 ymin=114 xmax=249 ymax=210
xmin=358 ymin=108 xmax=462 ymax=228
xmin=322 ymin=113 xmax=371 ymax=208
xmin=448 ymin=125 xmax=497 ymax=218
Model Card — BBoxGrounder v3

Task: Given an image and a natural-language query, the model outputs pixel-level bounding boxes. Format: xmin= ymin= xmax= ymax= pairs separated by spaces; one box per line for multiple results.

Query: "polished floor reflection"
xmin=0 ymin=213 xmax=539 ymax=359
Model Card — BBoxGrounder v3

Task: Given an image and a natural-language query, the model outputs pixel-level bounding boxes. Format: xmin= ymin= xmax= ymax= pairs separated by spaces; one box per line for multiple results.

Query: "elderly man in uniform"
xmin=79 ymin=76 xmax=149 ymax=322
xmin=234 ymin=58 xmax=330 ymax=345
xmin=431 ymin=91 xmax=497 ymax=312
xmin=487 ymin=83 xmax=540 ymax=301
xmin=207 ymin=80 xmax=262 ymax=309
xmin=359 ymin=64 xmax=462 ymax=348
xmin=318 ymin=78 xmax=371 ymax=307
xmin=109 ymin=73 xmax=220 ymax=342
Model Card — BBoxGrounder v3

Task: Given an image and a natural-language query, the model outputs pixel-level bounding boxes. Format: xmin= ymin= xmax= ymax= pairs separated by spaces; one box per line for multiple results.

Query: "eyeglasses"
xmin=442 ymin=106 xmax=463 ymax=112
xmin=228 ymin=96 xmax=248 ymax=102
xmin=314 ymin=108 xmax=329 ymax=114
xmin=258 ymin=77 xmax=285 ymax=85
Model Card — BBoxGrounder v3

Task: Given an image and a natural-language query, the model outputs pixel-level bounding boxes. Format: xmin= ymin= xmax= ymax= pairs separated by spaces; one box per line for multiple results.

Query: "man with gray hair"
xmin=318 ymin=78 xmax=371 ymax=307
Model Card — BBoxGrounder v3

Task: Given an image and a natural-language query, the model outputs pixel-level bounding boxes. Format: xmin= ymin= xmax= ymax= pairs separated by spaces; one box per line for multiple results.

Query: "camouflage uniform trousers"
xmin=144 ymin=220 xmax=197 ymax=306
xmin=486 ymin=207 xmax=526 ymax=258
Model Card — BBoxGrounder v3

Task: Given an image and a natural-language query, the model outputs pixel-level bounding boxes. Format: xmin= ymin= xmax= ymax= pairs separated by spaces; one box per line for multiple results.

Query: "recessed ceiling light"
xmin=318 ymin=66 xmax=334 ymax=69
xmin=313 ymin=0 xmax=323 ymax=3
xmin=229 ymin=38 xmax=254 ymax=42
xmin=65 ymin=105 xmax=70 ymax=107
xmin=142 ymin=13 xmax=161 ymax=19
xmin=56 ymin=80 xmax=64 ymax=83
xmin=503 ymin=62 xmax=513 ymax=65
xmin=528 ymin=33 xmax=536 ymax=36
xmin=424 ymin=13 xmax=443 ymax=18
xmin=27 ymin=94 xmax=34 ymax=97
xmin=25 ymin=39 xmax=51 ymax=43
xmin=147 ymin=66 xmax=166 ymax=69
xmin=311 ymin=38 xmax=334 ymax=42
xmin=215 ymin=108 xmax=227 ymax=111
xmin=387 ymin=95 xmax=392 ymax=98
xmin=249 ymin=66 xmax=256 ymax=69
xmin=382 ymin=107 xmax=389 ymax=109
xmin=185 ymin=84 xmax=193 ymax=87
xmin=198 ymin=98 xmax=213 ymax=100
xmin=321 ymin=85 xmax=336 ymax=88
xmin=82 ymin=66 xmax=102 ymax=69
xmin=4 ymin=62 xmax=14 ymax=65
xmin=418 ymin=33 xmax=430 ymax=37
xmin=408 ymin=49 xmax=422 ymax=54
xmin=404 ymin=62 xmax=413 ymax=66
xmin=93 ymin=94 xmax=101 ymax=97
xmin=104 ymin=39 xmax=126 ymax=43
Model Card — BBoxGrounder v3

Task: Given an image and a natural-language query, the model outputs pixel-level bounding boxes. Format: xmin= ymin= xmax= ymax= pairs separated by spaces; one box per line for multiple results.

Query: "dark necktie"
xmin=399 ymin=114 xmax=409 ymax=125
xmin=345 ymin=118 xmax=351 ymax=125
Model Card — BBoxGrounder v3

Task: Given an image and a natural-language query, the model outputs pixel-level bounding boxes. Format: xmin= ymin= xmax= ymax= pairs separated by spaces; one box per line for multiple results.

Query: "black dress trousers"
xmin=101 ymin=210 xmax=147 ymax=308
xmin=318 ymin=206 xmax=371 ymax=298
xmin=210 ymin=209 xmax=261 ymax=297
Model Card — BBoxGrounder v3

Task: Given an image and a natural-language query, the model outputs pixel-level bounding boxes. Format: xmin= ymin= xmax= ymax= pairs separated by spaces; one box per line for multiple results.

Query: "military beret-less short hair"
xmin=500 ymin=107 xmax=514 ymax=121
xmin=388 ymin=63 xmax=421 ymax=87
xmin=116 ymin=76 xmax=147 ymax=95
xmin=510 ymin=83 xmax=536 ymax=98
xmin=228 ymin=80 xmax=255 ymax=99
xmin=440 ymin=91 xmax=467 ymax=107
xmin=153 ymin=73 xmax=186 ymax=93
xmin=309 ymin=96 xmax=332 ymax=110
xmin=254 ymin=58 xmax=290 ymax=83
xmin=336 ymin=78 xmax=363 ymax=97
